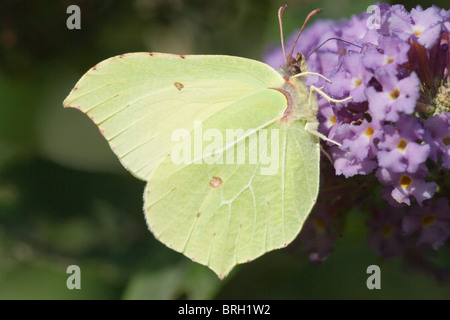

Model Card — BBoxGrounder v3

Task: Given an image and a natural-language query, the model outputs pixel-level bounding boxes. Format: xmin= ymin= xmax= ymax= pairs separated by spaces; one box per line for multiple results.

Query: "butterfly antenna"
xmin=305 ymin=38 xmax=363 ymax=60
xmin=278 ymin=5 xmax=288 ymax=65
xmin=288 ymin=8 xmax=323 ymax=59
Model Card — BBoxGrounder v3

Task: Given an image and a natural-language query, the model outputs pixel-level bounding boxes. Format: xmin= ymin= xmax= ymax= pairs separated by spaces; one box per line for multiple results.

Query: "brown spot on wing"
xmin=209 ymin=176 xmax=223 ymax=188
xmin=174 ymin=82 xmax=184 ymax=91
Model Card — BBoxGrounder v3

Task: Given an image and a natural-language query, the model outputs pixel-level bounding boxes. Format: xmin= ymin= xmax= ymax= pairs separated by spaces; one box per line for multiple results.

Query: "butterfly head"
xmin=284 ymin=52 xmax=305 ymax=76
xmin=278 ymin=6 xmax=321 ymax=77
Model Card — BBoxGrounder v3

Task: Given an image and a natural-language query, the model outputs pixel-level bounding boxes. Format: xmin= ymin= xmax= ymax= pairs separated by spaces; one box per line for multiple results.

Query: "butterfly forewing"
xmin=64 ymin=53 xmax=285 ymax=181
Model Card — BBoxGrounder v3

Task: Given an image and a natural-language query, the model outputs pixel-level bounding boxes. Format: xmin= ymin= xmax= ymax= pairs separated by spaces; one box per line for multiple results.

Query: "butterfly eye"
xmin=290 ymin=65 xmax=301 ymax=75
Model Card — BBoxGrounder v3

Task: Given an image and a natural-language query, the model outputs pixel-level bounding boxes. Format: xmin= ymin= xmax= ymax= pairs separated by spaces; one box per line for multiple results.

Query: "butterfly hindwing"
xmin=145 ymin=114 xmax=319 ymax=278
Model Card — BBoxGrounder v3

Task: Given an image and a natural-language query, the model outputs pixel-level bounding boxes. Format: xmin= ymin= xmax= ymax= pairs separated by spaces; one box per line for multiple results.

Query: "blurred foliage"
xmin=0 ymin=0 xmax=449 ymax=299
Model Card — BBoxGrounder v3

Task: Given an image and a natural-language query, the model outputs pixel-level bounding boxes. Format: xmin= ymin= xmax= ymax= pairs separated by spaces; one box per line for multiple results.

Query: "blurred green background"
xmin=0 ymin=0 xmax=449 ymax=299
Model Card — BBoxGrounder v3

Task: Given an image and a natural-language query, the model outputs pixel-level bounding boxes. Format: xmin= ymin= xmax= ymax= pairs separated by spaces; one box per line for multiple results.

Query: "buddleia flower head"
xmin=266 ymin=3 xmax=450 ymax=272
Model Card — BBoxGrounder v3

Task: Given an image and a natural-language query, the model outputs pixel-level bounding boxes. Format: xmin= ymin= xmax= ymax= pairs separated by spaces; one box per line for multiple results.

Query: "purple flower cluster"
xmin=265 ymin=4 xmax=450 ymax=263
xmin=368 ymin=197 xmax=450 ymax=255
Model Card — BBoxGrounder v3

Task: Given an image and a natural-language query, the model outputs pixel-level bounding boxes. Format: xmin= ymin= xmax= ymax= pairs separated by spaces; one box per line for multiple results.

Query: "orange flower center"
xmin=442 ymin=136 xmax=450 ymax=146
xmin=365 ymin=126 xmax=374 ymax=138
xmin=400 ymin=175 xmax=412 ymax=188
xmin=397 ymin=139 xmax=408 ymax=151
xmin=390 ymin=88 xmax=400 ymax=99
xmin=421 ymin=214 xmax=436 ymax=227
xmin=330 ymin=114 xmax=336 ymax=126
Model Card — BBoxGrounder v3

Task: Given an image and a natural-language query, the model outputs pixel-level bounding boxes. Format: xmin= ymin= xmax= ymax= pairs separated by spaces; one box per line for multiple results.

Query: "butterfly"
xmin=63 ymin=5 xmax=350 ymax=279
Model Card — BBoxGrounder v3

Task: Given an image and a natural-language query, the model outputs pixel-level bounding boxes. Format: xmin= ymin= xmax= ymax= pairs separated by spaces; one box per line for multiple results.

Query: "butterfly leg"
xmin=304 ymin=85 xmax=352 ymax=146
xmin=320 ymin=144 xmax=335 ymax=164
xmin=304 ymin=120 xmax=341 ymax=146
xmin=294 ymin=71 xmax=352 ymax=105
xmin=293 ymin=71 xmax=331 ymax=83
xmin=309 ymin=85 xmax=352 ymax=105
